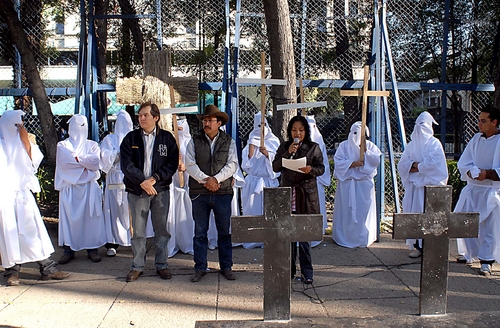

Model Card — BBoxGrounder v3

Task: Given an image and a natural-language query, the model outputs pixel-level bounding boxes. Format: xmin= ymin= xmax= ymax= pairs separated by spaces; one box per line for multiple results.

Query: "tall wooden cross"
xmin=393 ymin=185 xmax=479 ymax=315
xmin=231 ymin=187 xmax=323 ymax=321
xmin=275 ymin=78 xmax=327 ymax=114
xmin=340 ymin=65 xmax=390 ymax=161
xmin=236 ymin=52 xmax=287 ymax=148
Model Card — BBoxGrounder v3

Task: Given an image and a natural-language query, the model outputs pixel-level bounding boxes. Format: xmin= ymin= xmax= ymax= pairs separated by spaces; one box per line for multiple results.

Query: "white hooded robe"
xmin=332 ymin=122 xmax=381 ymax=248
xmin=0 ymin=110 xmax=54 ymax=268
xmin=307 ymin=115 xmax=331 ymax=247
xmin=397 ymin=112 xmax=448 ymax=250
xmin=240 ymin=113 xmax=280 ymax=249
xmin=100 ymin=110 xmax=133 ymax=247
xmin=167 ymin=118 xmax=195 ymax=257
xmin=455 ymin=132 xmax=500 ymax=262
xmin=55 ymin=114 xmax=106 ymax=251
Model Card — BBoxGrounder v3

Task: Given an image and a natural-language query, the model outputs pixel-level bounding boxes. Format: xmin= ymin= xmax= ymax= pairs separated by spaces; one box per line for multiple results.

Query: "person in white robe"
xmin=240 ymin=112 xmax=280 ymax=249
xmin=167 ymin=118 xmax=195 ymax=257
xmin=0 ymin=110 xmax=70 ymax=286
xmin=55 ymin=114 xmax=107 ymax=264
xmin=307 ymin=115 xmax=331 ymax=247
xmin=398 ymin=111 xmax=448 ymax=258
xmin=332 ymin=121 xmax=381 ymax=248
xmin=455 ymin=105 xmax=500 ymax=275
xmin=100 ymin=110 xmax=133 ymax=257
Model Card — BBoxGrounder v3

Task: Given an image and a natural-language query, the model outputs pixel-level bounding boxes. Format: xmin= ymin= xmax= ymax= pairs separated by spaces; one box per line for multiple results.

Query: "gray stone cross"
xmin=231 ymin=187 xmax=323 ymax=321
xmin=393 ymin=185 xmax=479 ymax=315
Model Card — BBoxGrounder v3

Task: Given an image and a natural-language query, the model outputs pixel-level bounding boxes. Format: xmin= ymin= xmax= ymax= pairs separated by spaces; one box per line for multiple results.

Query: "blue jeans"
xmin=128 ymin=190 xmax=171 ymax=271
xmin=191 ymin=194 xmax=233 ymax=272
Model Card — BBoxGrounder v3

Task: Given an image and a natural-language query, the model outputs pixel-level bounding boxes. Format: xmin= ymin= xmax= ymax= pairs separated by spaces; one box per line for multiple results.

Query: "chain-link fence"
xmin=0 ymin=0 xmax=497 ymax=220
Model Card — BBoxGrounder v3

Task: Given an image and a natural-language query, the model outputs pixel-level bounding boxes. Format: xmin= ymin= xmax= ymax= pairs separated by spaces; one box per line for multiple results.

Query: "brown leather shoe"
xmin=156 ymin=268 xmax=172 ymax=280
xmin=220 ymin=269 xmax=236 ymax=280
xmin=41 ymin=271 xmax=71 ymax=281
xmin=58 ymin=253 xmax=75 ymax=265
xmin=6 ymin=274 xmax=19 ymax=286
xmin=126 ymin=270 xmax=143 ymax=282
xmin=190 ymin=270 xmax=206 ymax=282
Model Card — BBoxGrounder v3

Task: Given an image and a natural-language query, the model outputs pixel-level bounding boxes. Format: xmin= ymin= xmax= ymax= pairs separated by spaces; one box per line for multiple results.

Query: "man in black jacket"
xmin=120 ymin=102 xmax=179 ymax=282
xmin=185 ymin=104 xmax=239 ymax=282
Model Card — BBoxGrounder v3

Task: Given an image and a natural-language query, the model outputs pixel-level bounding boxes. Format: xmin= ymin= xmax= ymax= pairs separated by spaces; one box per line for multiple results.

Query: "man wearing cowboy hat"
xmin=185 ymin=104 xmax=239 ymax=282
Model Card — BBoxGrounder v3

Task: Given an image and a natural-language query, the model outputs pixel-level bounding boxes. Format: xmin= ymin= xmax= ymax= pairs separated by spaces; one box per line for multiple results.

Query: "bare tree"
xmin=333 ymin=0 xmax=358 ymax=135
xmin=495 ymin=54 xmax=500 ymax=109
xmin=0 ymin=0 xmax=58 ymax=164
xmin=94 ymin=0 xmax=110 ymax=128
xmin=117 ymin=0 xmax=144 ymax=62
xmin=263 ymin=0 xmax=297 ymax=141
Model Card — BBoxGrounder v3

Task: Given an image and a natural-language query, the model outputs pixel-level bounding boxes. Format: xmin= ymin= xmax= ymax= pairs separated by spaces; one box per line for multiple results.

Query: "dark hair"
xmin=481 ymin=105 xmax=500 ymax=127
xmin=138 ymin=102 xmax=161 ymax=121
xmin=286 ymin=115 xmax=312 ymax=144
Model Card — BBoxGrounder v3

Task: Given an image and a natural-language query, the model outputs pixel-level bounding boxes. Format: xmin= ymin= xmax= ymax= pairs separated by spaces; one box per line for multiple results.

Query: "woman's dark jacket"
xmin=272 ymin=140 xmax=325 ymax=215
xmin=120 ymin=127 xmax=179 ymax=196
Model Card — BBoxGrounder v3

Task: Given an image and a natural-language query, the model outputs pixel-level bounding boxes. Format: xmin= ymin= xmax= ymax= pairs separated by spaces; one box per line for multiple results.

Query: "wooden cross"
xmin=236 ymin=52 xmax=287 ymax=148
xmin=393 ymin=185 xmax=479 ymax=315
xmin=275 ymin=78 xmax=327 ymax=114
xmin=340 ymin=65 xmax=390 ymax=161
xmin=231 ymin=187 xmax=323 ymax=321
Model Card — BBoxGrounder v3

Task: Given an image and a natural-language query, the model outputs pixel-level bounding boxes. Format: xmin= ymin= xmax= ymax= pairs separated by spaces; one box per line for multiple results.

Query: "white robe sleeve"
xmin=317 ymin=142 xmax=331 ymax=187
xmin=457 ymin=133 xmax=479 ymax=182
xmin=334 ymin=141 xmax=380 ymax=181
xmin=333 ymin=142 xmax=353 ymax=181
xmin=78 ymin=141 xmax=101 ymax=171
xmin=398 ymin=147 xmax=413 ymax=188
xmin=100 ymin=136 xmax=118 ymax=174
xmin=359 ymin=141 xmax=381 ymax=176
xmin=242 ymin=145 xmax=279 ymax=180
xmin=413 ymin=139 xmax=448 ymax=187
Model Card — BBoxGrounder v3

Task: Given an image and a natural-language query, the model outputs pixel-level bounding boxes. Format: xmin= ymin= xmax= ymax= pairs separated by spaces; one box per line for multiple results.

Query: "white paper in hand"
xmin=282 ymin=157 xmax=307 ymax=173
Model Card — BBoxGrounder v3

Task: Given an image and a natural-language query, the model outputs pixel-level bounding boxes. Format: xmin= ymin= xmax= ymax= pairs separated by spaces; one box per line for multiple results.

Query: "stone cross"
xmin=231 ymin=187 xmax=323 ymax=321
xmin=393 ymin=185 xmax=479 ymax=315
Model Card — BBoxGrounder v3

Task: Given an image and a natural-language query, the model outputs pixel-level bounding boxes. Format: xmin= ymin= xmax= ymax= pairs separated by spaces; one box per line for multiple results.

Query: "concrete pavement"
xmin=1 ymin=220 xmax=500 ymax=328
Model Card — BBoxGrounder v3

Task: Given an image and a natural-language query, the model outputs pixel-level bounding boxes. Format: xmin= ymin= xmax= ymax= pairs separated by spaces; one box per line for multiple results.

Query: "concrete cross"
xmin=393 ymin=185 xmax=479 ymax=315
xmin=232 ymin=187 xmax=323 ymax=321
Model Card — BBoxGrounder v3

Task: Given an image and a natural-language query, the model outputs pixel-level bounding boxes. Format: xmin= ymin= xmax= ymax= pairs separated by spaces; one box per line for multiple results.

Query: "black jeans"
xmin=291 ymin=241 xmax=313 ymax=279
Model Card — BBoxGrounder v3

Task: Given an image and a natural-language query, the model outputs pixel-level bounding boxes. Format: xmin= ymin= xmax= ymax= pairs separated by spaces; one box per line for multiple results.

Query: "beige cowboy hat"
xmin=197 ymin=104 xmax=229 ymax=126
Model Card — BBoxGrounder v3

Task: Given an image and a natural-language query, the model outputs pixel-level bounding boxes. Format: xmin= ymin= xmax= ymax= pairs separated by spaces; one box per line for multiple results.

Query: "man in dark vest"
xmin=185 ymin=104 xmax=238 ymax=282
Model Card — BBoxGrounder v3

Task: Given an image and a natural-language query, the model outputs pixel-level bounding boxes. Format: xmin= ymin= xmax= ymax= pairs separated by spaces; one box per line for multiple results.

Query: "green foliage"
xmin=447 ymin=160 xmax=466 ymax=209
xmin=411 ymin=106 xmax=427 ymax=118
xmin=36 ymin=163 xmax=58 ymax=205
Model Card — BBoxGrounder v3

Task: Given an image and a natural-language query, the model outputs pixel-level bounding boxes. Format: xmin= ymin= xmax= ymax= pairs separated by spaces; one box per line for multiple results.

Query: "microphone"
xmin=290 ymin=137 xmax=300 ymax=159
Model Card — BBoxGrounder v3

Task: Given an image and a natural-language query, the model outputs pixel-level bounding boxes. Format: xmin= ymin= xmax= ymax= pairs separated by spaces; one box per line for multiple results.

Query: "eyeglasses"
xmin=203 ymin=119 xmax=218 ymax=124
xmin=478 ymin=119 xmax=491 ymax=124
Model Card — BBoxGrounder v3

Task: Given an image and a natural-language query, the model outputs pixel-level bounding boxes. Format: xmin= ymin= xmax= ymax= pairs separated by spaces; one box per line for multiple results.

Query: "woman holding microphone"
xmin=272 ymin=115 xmax=325 ymax=284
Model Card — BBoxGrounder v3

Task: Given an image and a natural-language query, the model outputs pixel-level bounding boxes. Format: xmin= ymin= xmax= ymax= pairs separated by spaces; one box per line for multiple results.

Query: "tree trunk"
xmin=333 ymin=0 xmax=358 ymax=135
xmin=263 ymin=0 xmax=297 ymax=141
xmin=0 ymin=0 xmax=58 ymax=164
xmin=495 ymin=54 xmax=500 ymax=109
xmin=94 ymin=0 xmax=110 ymax=130
xmin=494 ymin=20 xmax=500 ymax=109
xmin=118 ymin=0 xmax=144 ymax=63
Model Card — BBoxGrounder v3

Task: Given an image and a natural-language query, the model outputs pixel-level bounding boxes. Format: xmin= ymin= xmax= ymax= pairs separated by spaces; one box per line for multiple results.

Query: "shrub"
xmin=447 ymin=160 xmax=466 ymax=209
xmin=36 ymin=163 xmax=58 ymax=205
